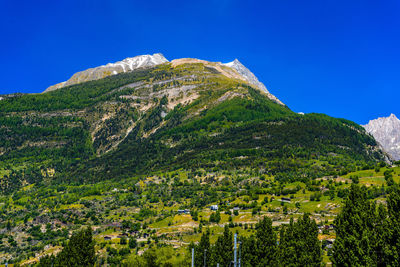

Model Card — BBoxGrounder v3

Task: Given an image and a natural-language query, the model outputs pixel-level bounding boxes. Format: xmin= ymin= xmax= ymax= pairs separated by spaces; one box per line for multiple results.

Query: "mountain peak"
xmin=44 ymin=53 xmax=168 ymax=92
xmin=108 ymin=53 xmax=167 ymax=68
xmin=364 ymin=113 xmax=400 ymax=160
xmin=230 ymin=58 xmax=241 ymax=64
xmin=223 ymin=59 xmax=284 ymax=105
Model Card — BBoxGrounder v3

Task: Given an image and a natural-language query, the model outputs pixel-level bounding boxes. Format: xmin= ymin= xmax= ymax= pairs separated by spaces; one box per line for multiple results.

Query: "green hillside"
xmin=0 ymin=61 xmax=392 ymax=265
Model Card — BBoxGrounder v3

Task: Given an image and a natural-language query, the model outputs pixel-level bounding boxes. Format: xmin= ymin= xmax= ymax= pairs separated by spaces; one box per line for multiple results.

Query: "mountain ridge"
xmin=43 ymin=53 xmax=284 ymax=105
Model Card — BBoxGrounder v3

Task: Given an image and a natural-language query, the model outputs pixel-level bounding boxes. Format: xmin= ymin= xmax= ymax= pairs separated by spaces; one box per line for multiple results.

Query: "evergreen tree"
xmin=278 ymin=213 xmax=321 ymax=267
xmin=240 ymin=217 xmax=277 ymax=266
xmin=37 ymin=226 xmax=95 ymax=267
xmin=375 ymin=203 xmax=390 ymax=266
xmin=57 ymin=226 xmax=95 ymax=266
xmin=332 ymin=184 xmax=378 ymax=266
xmin=194 ymin=228 xmax=211 ymax=267
xmin=211 ymin=225 xmax=233 ymax=267
xmin=240 ymin=235 xmax=258 ymax=267
xmin=129 ymin=237 xmax=138 ymax=249
xmin=385 ymin=184 xmax=400 ymax=265
xmin=255 ymin=216 xmax=277 ymax=266
xmin=37 ymin=255 xmax=56 ymax=267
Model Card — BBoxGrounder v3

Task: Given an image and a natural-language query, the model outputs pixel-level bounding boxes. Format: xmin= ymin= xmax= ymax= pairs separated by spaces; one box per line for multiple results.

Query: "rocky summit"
xmin=224 ymin=59 xmax=284 ymax=105
xmin=44 ymin=53 xmax=284 ymax=105
xmin=44 ymin=53 xmax=169 ymax=92
xmin=364 ymin=113 xmax=400 ymax=160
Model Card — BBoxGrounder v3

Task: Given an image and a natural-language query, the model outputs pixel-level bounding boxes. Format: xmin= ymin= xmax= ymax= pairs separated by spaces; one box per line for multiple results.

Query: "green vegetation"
xmin=38 ymin=227 xmax=95 ymax=266
xmin=333 ymin=184 xmax=400 ymax=266
xmin=0 ymin=61 xmax=395 ymax=265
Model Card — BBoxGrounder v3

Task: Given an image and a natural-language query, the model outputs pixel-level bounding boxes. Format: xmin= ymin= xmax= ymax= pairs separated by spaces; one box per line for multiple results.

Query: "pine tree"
xmin=332 ymin=184 xmax=377 ymax=266
xmin=38 ymin=226 xmax=95 ymax=266
xmin=194 ymin=228 xmax=211 ymax=266
xmin=240 ymin=235 xmax=258 ymax=267
xmin=385 ymin=184 xmax=400 ymax=265
xmin=59 ymin=226 xmax=95 ymax=266
xmin=255 ymin=216 xmax=277 ymax=266
xmin=278 ymin=213 xmax=321 ymax=266
xmin=211 ymin=225 xmax=233 ymax=267
xmin=37 ymin=255 xmax=56 ymax=267
xmin=129 ymin=237 xmax=137 ymax=249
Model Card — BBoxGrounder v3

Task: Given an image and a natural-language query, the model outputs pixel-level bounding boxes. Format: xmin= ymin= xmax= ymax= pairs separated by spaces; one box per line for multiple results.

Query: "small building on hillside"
xmin=281 ymin=197 xmax=291 ymax=203
xmin=177 ymin=209 xmax=190 ymax=214
xmin=210 ymin=205 xmax=218 ymax=211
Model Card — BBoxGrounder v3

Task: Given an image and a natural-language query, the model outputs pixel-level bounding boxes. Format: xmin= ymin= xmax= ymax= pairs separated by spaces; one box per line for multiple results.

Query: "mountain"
xmin=44 ymin=53 xmax=168 ymax=92
xmin=363 ymin=113 xmax=400 ymax=160
xmin=0 ymin=53 xmax=393 ymax=264
xmin=0 ymin=54 xmax=387 ymax=192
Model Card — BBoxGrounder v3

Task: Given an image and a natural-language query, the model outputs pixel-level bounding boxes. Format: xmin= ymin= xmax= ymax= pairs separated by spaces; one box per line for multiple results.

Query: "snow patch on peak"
xmin=223 ymin=59 xmax=284 ymax=105
xmin=44 ymin=53 xmax=168 ymax=93
xmin=104 ymin=53 xmax=168 ymax=70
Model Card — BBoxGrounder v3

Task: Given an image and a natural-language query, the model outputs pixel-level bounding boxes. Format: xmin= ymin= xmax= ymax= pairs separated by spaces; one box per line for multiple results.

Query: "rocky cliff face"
xmin=363 ymin=114 xmax=400 ymax=160
xmin=44 ymin=53 xmax=168 ymax=92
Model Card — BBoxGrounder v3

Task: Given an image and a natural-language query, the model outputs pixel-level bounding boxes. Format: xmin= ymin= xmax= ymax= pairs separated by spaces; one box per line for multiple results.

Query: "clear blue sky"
xmin=1 ymin=0 xmax=399 ymax=124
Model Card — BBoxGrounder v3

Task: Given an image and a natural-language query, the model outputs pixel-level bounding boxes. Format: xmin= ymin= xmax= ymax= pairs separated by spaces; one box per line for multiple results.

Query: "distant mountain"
xmin=364 ymin=114 xmax=400 ymax=160
xmin=44 ymin=53 xmax=168 ymax=92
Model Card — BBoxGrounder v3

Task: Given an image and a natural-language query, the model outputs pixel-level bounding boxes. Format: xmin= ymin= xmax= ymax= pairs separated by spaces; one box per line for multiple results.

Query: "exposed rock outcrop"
xmin=363 ymin=113 xmax=400 ymax=160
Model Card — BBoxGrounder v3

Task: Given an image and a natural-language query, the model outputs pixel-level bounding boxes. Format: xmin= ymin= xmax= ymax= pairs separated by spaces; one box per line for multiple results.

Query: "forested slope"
xmin=0 ymin=62 xmax=387 ymax=192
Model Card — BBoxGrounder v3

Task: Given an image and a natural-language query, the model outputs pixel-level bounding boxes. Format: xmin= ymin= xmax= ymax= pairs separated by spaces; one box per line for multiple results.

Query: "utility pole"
xmin=234 ymin=233 xmax=237 ymax=267
xmin=192 ymin=248 xmax=194 ymax=267
xmin=238 ymin=241 xmax=242 ymax=267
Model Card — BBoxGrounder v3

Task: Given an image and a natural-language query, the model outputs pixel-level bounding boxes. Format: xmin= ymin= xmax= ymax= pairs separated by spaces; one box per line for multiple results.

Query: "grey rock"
xmin=224 ymin=59 xmax=284 ymax=105
xmin=363 ymin=113 xmax=400 ymax=160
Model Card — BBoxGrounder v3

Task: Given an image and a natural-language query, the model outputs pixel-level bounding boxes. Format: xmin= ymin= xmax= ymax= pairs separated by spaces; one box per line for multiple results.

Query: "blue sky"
xmin=1 ymin=0 xmax=399 ymax=124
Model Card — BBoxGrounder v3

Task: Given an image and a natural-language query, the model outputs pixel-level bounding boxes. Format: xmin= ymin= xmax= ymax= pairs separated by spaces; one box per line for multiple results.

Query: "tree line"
xmin=191 ymin=214 xmax=321 ymax=267
xmin=35 ymin=183 xmax=400 ymax=266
